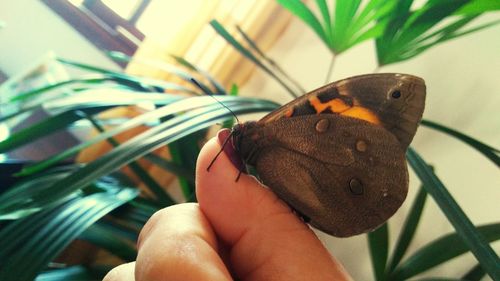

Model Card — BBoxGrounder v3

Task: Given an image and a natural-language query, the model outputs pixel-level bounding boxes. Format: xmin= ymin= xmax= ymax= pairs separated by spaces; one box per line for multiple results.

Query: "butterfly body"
xmin=231 ymin=73 xmax=426 ymax=237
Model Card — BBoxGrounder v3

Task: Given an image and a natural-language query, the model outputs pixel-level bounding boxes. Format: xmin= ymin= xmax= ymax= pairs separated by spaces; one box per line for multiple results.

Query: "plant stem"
xmin=324 ymin=55 xmax=336 ymax=84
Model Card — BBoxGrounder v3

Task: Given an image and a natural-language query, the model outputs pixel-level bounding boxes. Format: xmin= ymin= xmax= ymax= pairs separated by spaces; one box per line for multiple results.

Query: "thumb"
xmin=196 ymin=129 xmax=351 ymax=281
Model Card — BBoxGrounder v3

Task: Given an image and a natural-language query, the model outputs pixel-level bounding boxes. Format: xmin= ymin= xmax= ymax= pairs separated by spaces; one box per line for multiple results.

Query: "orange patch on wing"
xmin=341 ymin=106 xmax=380 ymax=125
xmin=284 ymin=107 xmax=294 ymax=118
xmin=309 ymin=96 xmax=351 ymax=114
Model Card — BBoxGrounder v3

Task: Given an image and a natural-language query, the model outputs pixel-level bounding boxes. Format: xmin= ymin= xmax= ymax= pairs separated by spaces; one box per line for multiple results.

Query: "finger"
xmin=196 ymin=130 xmax=352 ymax=281
xmin=103 ymin=262 xmax=135 ymax=281
xmin=135 ymin=203 xmax=232 ymax=281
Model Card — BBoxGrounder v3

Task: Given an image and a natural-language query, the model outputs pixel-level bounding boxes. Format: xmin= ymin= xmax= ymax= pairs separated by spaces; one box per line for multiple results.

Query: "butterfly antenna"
xmin=206 ymin=129 xmax=234 ymax=171
xmin=190 ymin=78 xmax=240 ymax=124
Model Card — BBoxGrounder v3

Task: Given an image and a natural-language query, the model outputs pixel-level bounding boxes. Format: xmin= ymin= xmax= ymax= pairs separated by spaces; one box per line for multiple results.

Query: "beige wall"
xmin=241 ymin=13 xmax=500 ymax=280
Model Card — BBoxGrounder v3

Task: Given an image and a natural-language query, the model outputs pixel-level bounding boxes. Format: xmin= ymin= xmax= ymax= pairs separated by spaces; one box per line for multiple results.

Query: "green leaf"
xmin=277 ymin=0 xmax=328 ymax=44
xmin=277 ymin=0 xmax=395 ymax=54
xmin=106 ymin=52 xmax=223 ymax=95
xmin=230 ymin=83 xmax=239 ymax=96
xmin=15 ymin=95 xmax=239 ymax=176
xmin=368 ymin=223 xmax=389 ymax=281
xmin=36 ymin=266 xmax=106 ymax=281
xmin=3 ymin=97 xmax=279 ymax=216
xmin=5 ymin=74 xmax=198 ymax=104
xmin=455 ymin=0 xmax=500 ymax=15
xmin=415 ymin=277 xmax=468 ymax=281
xmin=4 ymin=77 xmax=107 ymax=103
xmin=462 ymin=263 xmax=486 ymax=281
xmin=332 ymin=0 xmax=362 ymax=51
xmin=376 ymin=0 xmax=500 ymax=65
xmin=143 ymin=153 xmax=194 ymax=184
xmin=234 ymin=25 xmax=306 ymax=94
xmin=0 ymin=188 xmax=138 ymax=280
xmin=0 ymin=90 xmax=180 ymax=123
xmin=79 ymin=222 xmax=137 ymax=261
xmin=315 ymin=0 xmax=333 ymax=43
xmin=114 ymin=197 xmax=159 ymax=227
xmin=404 ymin=148 xmax=500 ymax=280
xmin=390 ymin=223 xmax=500 ymax=280
xmin=210 ymin=20 xmax=300 ymax=98
xmin=168 ymin=129 xmax=206 ymax=200
xmin=57 ymin=57 xmax=120 ymax=75
xmin=421 ymin=119 xmax=500 ymax=167
xmin=170 ymin=55 xmax=227 ymax=96
xmin=0 ymin=166 xmax=81 ymax=219
xmin=84 ymin=113 xmax=174 ymax=205
xmin=388 ymin=185 xmax=428 ymax=271
xmin=0 ymin=107 xmax=111 ymax=153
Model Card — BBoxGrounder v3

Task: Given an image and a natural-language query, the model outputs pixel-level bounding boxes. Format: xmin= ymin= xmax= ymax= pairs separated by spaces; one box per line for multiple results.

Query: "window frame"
xmin=41 ymin=0 xmax=150 ymax=66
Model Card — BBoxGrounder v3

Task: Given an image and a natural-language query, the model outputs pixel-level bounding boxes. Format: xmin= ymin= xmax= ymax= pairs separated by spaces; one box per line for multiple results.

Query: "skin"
xmin=103 ymin=133 xmax=352 ymax=281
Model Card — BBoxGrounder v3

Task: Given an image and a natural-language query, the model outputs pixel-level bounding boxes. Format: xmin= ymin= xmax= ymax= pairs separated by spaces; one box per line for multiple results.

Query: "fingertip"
xmin=196 ymin=134 xmax=291 ymax=243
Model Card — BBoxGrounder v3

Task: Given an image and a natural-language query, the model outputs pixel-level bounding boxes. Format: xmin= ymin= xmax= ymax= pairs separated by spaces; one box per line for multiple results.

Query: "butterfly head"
xmin=336 ymin=73 xmax=426 ymax=149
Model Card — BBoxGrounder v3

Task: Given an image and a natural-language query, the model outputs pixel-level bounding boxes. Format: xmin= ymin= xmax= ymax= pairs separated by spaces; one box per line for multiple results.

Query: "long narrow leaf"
xmin=462 ymin=263 xmax=486 ymax=281
xmin=455 ymin=0 xmax=500 ymax=15
xmin=143 ymin=153 xmax=194 ymax=184
xmin=107 ymin=52 xmax=226 ymax=96
xmin=0 ymin=107 xmax=112 ymax=153
xmin=4 ymin=99 xmax=279 ymax=216
xmin=36 ymin=266 xmax=105 ymax=281
xmin=168 ymin=129 xmax=206 ymax=200
xmin=0 ymin=188 xmax=138 ymax=280
xmin=0 ymin=166 xmax=82 ymax=219
xmin=84 ymin=113 xmax=174 ymax=205
xmin=277 ymin=0 xmax=328 ymax=44
xmin=79 ymin=222 xmax=137 ymax=262
xmin=315 ymin=0 xmax=333 ymax=43
xmin=210 ymin=20 xmax=300 ymax=98
xmin=235 ymin=25 xmax=306 ymax=94
xmin=17 ymin=96 xmax=268 ymax=176
xmin=377 ymin=0 xmax=500 ymax=65
xmin=421 ymin=119 xmax=500 ymax=167
xmin=368 ymin=223 xmax=389 ymax=281
xmin=0 ymin=90 xmax=180 ymax=123
xmin=169 ymin=55 xmax=227 ymax=96
xmin=390 ymin=222 xmax=500 ymax=280
xmin=388 ymin=185 xmax=428 ymax=271
xmin=405 ymin=148 xmax=500 ymax=280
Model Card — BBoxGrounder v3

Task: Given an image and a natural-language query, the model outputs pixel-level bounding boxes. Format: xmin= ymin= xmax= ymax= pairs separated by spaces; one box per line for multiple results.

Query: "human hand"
xmin=104 ymin=129 xmax=352 ymax=281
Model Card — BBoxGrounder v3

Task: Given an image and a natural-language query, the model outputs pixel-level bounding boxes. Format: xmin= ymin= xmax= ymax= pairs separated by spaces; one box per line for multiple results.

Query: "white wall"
xmin=242 ymin=13 xmax=500 ymax=281
xmin=0 ymin=0 xmax=119 ymax=76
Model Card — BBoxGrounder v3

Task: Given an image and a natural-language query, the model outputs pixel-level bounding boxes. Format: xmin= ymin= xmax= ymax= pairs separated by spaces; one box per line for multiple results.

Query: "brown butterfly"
xmin=225 ymin=73 xmax=426 ymax=237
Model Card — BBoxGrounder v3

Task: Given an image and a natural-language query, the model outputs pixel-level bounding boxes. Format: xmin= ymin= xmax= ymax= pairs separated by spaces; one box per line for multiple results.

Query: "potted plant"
xmin=0 ymin=1 xmax=498 ymax=280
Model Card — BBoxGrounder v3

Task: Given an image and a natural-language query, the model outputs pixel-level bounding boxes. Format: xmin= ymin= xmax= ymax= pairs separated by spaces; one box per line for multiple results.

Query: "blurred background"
xmin=0 ymin=1 xmax=498 ymax=280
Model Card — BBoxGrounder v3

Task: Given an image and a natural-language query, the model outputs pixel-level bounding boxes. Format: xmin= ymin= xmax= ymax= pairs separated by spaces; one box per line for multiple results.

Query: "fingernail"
xmin=217 ymin=129 xmax=244 ymax=170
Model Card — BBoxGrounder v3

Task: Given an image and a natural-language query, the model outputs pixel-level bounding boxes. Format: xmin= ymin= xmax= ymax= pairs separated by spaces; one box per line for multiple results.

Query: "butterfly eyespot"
xmin=315 ymin=118 xmax=330 ymax=133
xmin=355 ymin=140 xmax=367 ymax=152
xmin=391 ymin=90 xmax=402 ymax=99
xmin=349 ymin=178 xmax=364 ymax=195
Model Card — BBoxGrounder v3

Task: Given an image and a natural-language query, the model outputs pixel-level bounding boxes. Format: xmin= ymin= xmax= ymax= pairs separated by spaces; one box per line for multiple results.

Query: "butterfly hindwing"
xmin=242 ymin=114 xmax=408 ymax=237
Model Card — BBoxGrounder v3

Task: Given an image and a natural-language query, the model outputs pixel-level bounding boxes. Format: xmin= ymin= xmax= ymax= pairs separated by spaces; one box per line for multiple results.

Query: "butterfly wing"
xmin=246 ymin=114 xmax=408 ymax=237
xmin=259 ymin=73 xmax=426 ymax=149
xmin=236 ymin=73 xmax=425 ymax=237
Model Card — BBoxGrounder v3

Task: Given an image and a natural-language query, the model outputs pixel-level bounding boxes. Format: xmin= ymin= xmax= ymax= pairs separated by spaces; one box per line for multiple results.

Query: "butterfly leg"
xmin=234 ymin=146 xmax=259 ymax=182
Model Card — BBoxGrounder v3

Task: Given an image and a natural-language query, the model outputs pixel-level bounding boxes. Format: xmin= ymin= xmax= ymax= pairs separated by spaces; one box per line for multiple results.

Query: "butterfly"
xmin=224 ymin=73 xmax=426 ymax=237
